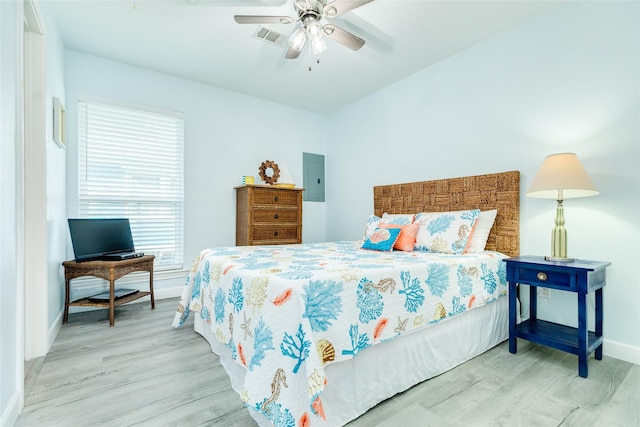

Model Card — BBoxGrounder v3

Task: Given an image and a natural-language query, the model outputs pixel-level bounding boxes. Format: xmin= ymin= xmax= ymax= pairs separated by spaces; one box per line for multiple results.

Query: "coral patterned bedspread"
xmin=172 ymin=241 xmax=508 ymax=427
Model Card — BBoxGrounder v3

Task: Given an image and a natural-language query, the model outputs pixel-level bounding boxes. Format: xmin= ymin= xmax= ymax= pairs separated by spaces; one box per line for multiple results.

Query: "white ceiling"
xmin=48 ymin=0 xmax=559 ymax=114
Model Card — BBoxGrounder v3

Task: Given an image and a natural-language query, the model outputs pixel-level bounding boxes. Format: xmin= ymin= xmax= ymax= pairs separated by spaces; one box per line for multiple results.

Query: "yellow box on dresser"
xmin=235 ymin=184 xmax=304 ymax=246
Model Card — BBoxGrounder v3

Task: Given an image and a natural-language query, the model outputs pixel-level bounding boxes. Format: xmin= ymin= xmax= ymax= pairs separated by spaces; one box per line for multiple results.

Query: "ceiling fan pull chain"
xmin=308 ymin=57 xmax=321 ymax=71
xmin=309 ymin=57 xmax=320 ymax=71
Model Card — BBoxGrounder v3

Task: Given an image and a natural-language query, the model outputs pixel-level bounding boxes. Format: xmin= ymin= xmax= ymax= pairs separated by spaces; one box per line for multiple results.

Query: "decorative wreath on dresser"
xmin=258 ymin=160 xmax=280 ymax=185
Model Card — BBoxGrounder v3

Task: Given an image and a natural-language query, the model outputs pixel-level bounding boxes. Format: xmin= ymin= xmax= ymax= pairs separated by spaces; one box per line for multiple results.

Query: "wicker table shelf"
xmin=62 ymin=255 xmax=155 ymax=327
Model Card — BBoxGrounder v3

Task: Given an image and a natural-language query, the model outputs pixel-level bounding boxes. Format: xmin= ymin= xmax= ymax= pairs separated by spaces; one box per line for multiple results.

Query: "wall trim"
xmin=63 ymin=286 xmax=184 ymax=317
xmin=68 ymin=268 xmax=189 ymax=292
xmin=23 ymin=29 xmax=48 ymax=360
xmin=604 ymin=338 xmax=640 ymax=366
xmin=155 ymin=286 xmax=184 ymax=300
xmin=0 ymin=391 xmax=20 ymax=427
xmin=47 ymin=309 xmax=63 ymax=355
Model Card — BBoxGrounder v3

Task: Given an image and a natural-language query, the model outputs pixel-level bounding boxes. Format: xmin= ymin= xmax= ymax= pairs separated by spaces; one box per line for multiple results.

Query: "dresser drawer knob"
xmin=537 ymin=272 xmax=548 ymax=281
xmin=274 ymin=231 xmax=279 ymax=236
xmin=274 ymin=196 xmax=279 ymax=202
xmin=274 ymin=214 xmax=279 ymax=219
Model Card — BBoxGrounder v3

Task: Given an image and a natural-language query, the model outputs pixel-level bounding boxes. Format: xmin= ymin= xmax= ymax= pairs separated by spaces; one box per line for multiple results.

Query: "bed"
xmin=173 ymin=171 xmax=520 ymax=427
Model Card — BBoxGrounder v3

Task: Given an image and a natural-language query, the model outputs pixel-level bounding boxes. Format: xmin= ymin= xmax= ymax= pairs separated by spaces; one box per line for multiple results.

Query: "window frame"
xmin=76 ymin=98 xmax=185 ymax=271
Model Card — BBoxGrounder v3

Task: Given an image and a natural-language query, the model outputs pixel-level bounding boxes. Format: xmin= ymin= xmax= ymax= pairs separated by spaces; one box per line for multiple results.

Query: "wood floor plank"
xmin=17 ymin=298 xmax=640 ymax=427
xmin=593 ymin=362 xmax=640 ymax=426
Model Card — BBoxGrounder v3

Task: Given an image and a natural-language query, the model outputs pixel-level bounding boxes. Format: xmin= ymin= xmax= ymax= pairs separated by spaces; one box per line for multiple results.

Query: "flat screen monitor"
xmin=68 ymin=218 xmax=135 ymax=262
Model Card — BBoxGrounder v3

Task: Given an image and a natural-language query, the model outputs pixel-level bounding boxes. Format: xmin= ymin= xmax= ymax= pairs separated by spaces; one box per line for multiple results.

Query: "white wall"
xmin=39 ymin=0 xmax=67 ymax=344
xmin=325 ymin=1 xmax=639 ymax=363
xmin=0 ymin=2 xmax=23 ymax=425
xmin=63 ymin=51 xmax=328 ymax=302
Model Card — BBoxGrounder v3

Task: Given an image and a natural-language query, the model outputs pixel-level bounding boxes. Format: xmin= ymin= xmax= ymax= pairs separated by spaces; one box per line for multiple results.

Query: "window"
xmin=78 ymin=100 xmax=184 ymax=270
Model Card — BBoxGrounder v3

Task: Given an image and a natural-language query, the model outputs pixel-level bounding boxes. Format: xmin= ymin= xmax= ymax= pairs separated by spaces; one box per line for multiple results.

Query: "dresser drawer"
xmin=253 ymin=188 xmax=300 ymax=206
xmin=513 ymin=265 xmax=575 ymax=290
xmin=252 ymin=225 xmax=300 ymax=242
xmin=253 ymin=208 xmax=299 ymax=224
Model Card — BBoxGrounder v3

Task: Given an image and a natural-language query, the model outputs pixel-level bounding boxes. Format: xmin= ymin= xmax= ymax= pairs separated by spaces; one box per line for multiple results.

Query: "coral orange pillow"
xmin=380 ymin=222 xmax=419 ymax=252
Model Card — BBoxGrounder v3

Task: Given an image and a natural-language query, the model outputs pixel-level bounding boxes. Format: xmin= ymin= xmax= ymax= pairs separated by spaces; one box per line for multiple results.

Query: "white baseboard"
xmin=64 ymin=285 xmax=184 ymax=312
xmin=603 ymin=338 xmax=640 ymax=366
xmin=48 ymin=309 xmax=63 ymax=354
xmin=68 ymin=269 xmax=189 ymax=295
xmin=0 ymin=390 xmax=20 ymax=427
xmin=115 ymin=286 xmax=183 ymax=302
xmin=154 ymin=286 xmax=183 ymax=300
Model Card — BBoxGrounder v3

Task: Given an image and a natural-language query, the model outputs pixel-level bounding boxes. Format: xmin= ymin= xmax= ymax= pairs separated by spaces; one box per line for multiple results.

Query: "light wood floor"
xmin=17 ymin=298 xmax=639 ymax=427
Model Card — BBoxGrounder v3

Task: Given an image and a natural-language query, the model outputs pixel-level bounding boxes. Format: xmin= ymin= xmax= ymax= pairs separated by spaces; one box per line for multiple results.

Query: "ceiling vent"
xmin=252 ymin=26 xmax=287 ymax=47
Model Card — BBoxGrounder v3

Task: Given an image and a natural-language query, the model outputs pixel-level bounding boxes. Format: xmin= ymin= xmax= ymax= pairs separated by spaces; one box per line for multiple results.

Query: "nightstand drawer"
xmin=253 ymin=208 xmax=298 ymax=224
xmin=253 ymin=188 xmax=300 ymax=206
xmin=514 ymin=266 xmax=574 ymax=290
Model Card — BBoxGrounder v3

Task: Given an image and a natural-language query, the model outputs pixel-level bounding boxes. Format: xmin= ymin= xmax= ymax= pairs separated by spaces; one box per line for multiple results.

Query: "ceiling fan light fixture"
xmin=288 ymin=27 xmax=307 ymax=52
xmin=311 ymin=38 xmax=328 ymax=55
xmin=237 ymin=0 xmax=370 ymax=60
xmin=305 ymin=18 xmax=324 ymax=42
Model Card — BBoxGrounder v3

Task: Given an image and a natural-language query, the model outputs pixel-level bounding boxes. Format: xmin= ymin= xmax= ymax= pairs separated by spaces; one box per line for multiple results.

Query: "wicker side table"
xmin=62 ymin=255 xmax=155 ymax=326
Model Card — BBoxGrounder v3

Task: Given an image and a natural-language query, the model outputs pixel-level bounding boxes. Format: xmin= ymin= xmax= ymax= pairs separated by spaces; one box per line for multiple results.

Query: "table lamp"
xmin=526 ymin=153 xmax=599 ymax=262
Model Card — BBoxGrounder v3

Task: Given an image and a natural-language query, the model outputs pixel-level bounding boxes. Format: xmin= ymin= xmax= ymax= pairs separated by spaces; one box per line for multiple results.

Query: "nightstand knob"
xmin=274 ymin=196 xmax=279 ymax=202
xmin=274 ymin=213 xmax=279 ymax=219
xmin=537 ymin=272 xmax=548 ymax=281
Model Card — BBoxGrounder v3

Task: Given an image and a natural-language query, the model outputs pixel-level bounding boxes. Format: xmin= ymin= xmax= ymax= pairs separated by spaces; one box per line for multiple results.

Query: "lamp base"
xmin=545 ymin=255 xmax=575 ymax=263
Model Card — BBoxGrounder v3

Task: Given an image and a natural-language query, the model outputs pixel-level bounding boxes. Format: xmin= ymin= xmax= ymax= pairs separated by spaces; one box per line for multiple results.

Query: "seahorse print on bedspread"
xmin=356 ymin=278 xmax=384 ymax=323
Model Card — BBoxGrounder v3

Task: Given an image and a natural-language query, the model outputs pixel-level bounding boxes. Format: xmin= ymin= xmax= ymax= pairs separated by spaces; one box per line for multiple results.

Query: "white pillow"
xmin=464 ymin=209 xmax=498 ymax=253
xmin=414 ymin=209 xmax=480 ymax=254
xmin=381 ymin=213 xmax=415 ymax=225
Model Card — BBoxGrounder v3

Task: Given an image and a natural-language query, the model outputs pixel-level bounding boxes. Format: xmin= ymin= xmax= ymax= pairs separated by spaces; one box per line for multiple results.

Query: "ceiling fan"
xmin=234 ymin=0 xmax=374 ymax=59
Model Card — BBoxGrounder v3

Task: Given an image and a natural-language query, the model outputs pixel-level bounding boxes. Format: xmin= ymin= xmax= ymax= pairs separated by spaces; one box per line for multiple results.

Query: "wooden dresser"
xmin=235 ymin=185 xmax=304 ymax=246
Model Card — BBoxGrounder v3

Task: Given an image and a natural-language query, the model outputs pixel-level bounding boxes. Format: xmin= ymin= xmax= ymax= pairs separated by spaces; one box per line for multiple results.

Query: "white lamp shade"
xmin=305 ymin=19 xmax=324 ymax=42
xmin=526 ymin=153 xmax=599 ymax=199
xmin=288 ymin=27 xmax=307 ymax=52
xmin=311 ymin=38 xmax=328 ymax=55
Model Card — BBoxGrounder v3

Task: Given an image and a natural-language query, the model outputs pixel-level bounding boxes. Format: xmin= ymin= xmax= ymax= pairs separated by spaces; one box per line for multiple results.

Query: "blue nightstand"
xmin=504 ymin=256 xmax=610 ymax=378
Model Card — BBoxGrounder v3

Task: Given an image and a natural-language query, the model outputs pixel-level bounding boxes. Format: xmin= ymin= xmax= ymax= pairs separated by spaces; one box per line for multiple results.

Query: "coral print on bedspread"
xmin=172 ymin=241 xmax=508 ymax=427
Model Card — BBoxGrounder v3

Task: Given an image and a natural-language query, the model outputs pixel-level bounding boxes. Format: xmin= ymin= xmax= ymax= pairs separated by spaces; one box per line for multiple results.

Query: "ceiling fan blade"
xmin=323 ymin=0 xmax=374 ymax=18
xmin=285 ymin=46 xmax=303 ymax=59
xmin=323 ymin=24 xmax=365 ymax=50
xmin=234 ymin=15 xmax=294 ymax=24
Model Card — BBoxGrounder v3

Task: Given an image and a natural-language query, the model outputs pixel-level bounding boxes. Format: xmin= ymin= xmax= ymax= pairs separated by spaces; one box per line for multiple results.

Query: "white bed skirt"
xmin=194 ymin=296 xmax=509 ymax=427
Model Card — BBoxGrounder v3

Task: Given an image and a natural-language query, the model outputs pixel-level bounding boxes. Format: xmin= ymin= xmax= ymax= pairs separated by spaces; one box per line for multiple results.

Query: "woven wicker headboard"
xmin=373 ymin=171 xmax=520 ymax=257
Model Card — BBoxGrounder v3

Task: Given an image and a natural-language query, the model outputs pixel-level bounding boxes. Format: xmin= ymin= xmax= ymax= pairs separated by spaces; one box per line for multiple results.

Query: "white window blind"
xmin=78 ymin=100 xmax=184 ymax=270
